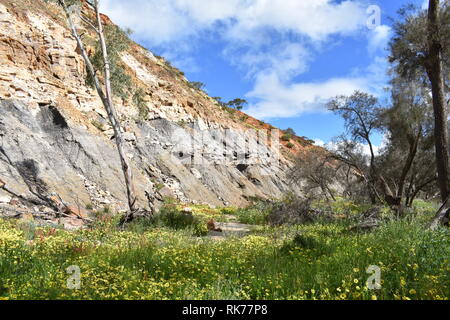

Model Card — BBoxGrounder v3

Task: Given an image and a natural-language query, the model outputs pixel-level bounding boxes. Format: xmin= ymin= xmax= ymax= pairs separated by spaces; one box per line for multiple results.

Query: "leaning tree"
xmin=56 ymin=0 xmax=139 ymax=223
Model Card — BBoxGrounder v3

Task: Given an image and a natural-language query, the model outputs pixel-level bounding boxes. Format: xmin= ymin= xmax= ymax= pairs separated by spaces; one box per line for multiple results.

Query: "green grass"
xmin=0 ymin=201 xmax=448 ymax=300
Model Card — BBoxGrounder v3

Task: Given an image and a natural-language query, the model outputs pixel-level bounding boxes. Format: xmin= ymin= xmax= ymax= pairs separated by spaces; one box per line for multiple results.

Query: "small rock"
xmin=123 ymin=132 xmax=136 ymax=142
xmin=190 ymin=168 xmax=202 ymax=180
xmin=0 ymin=195 xmax=12 ymax=203
xmin=98 ymin=198 xmax=111 ymax=205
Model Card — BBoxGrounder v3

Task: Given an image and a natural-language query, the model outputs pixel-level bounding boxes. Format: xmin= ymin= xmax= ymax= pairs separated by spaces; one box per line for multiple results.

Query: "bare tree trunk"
xmin=430 ymin=197 xmax=450 ymax=230
xmin=60 ymin=0 xmax=138 ymax=220
xmin=427 ymin=0 xmax=450 ymax=205
xmin=397 ymin=129 xmax=421 ymax=200
xmin=94 ymin=0 xmax=138 ymax=220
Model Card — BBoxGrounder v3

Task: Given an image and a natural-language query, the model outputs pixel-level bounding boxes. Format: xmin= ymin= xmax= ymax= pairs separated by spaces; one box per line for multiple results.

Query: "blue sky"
xmin=101 ymin=0 xmax=428 ymax=148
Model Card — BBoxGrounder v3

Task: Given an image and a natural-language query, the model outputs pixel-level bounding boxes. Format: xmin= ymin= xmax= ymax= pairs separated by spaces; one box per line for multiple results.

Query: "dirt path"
xmin=208 ymin=222 xmax=254 ymax=240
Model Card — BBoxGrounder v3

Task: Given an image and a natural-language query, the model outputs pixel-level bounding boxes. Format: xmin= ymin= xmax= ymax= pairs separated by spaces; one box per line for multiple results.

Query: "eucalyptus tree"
xmin=389 ymin=0 xmax=449 ymax=224
xmin=56 ymin=0 xmax=139 ymax=222
xmin=327 ymin=91 xmax=384 ymax=204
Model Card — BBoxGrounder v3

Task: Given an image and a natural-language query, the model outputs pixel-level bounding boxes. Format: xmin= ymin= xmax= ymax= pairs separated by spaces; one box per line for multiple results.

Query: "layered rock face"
xmin=0 ymin=0 xmax=307 ymax=213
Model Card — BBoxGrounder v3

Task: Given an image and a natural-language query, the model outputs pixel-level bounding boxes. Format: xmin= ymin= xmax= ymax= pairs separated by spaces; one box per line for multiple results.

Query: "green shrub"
xmin=193 ymin=222 xmax=209 ymax=237
xmin=286 ymin=142 xmax=295 ymax=149
xmin=224 ymin=107 xmax=236 ymax=115
xmin=91 ymin=120 xmax=104 ymax=131
xmin=133 ymin=88 xmax=148 ymax=119
xmin=221 ymin=207 xmax=237 ymax=215
xmin=281 ymin=134 xmax=292 ymax=141
xmin=235 ymin=207 xmax=269 ymax=225
xmin=189 ymin=81 xmax=206 ymax=91
xmin=0 ymin=206 xmax=448 ymax=300
xmin=156 ymin=205 xmax=196 ymax=230
xmin=86 ymin=25 xmax=133 ymax=100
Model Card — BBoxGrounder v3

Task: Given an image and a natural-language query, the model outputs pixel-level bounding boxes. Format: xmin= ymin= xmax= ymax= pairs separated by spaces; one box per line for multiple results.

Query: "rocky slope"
xmin=0 ymin=0 xmax=317 ymax=220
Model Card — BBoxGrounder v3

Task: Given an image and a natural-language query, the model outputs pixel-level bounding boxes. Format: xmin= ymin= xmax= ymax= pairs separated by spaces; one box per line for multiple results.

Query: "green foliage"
xmin=285 ymin=128 xmax=296 ymax=136
xmin=388 ymin=3 xmax=449 ymax=81
xmin=189 ymin=81 xmax=206 ymax=91
xmin=45 ymin=0 xmax=80 ymax=6
xmin=91 ymin=119 xmax=104 ymax=131
xmin=224 ymin=107 xmax=236 ymax=115
xmin=86 ymin=25 xmax=133 ymax=100
xmin=286 ymin=142 xmax=295 ymax=149
xmin=127 ymin=201 xmax=209 ymax=237
xmin=220 ymin=207 xmax=238 ymax=215
xmin=226 ymin=98 xmax=248 ymax=111
xmin=0 ymin=207 xmax=447 ymax=300
xmin=234 ymin=202 xmax=271 ymax=225
xmin=212 ymin=97 xmax=226 ymax=108
xmin=132 ymin=88 xmax=148 ymax=119
xmin=177 ymin=119 xmax=187 ymax=128
xmin=315 ymin=198 xmax=370 ymax=217
xmin=156 ymin=204 xmax=196 ymax=230
xmin=281 ymin=134 xmax=292 ymax=141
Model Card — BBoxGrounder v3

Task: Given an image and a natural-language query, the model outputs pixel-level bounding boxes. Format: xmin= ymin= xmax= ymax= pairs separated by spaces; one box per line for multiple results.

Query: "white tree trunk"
xmin=60 ymin=0 xmax=138 ymax=219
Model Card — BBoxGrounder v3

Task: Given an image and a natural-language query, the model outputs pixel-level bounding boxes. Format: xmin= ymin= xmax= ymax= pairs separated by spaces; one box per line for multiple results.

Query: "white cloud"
xmin=320 ymin=139 xmax=385 ymax=158
xmin=315 ymin=132 xmax=389 ymax=159
xmin=225 ymin=41 xmax=311 ymax=80
xmin=100 ymin=0 xmax=392 ymax=120
xmin=367 ymin=25 xmax=392 ymax=55
xmin=313 ymin=138 xmax=326 ymax=147
xmin=223 ymin=0 xmax=367 ymax=43
xmin=245 ymin=73 xmax=367 ymax=119
xmin=101 ymin=0 xmax=368 ymax=45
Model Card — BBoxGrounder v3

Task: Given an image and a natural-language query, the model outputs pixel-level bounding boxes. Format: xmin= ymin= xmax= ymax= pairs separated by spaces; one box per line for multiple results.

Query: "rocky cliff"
xmin=0 ymin=0 xmax=316 ymax=219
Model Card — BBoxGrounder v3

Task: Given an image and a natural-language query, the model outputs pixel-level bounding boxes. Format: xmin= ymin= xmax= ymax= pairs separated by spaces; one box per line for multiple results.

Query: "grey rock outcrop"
xmin=0 ymin=0 xmax=308 ymax=213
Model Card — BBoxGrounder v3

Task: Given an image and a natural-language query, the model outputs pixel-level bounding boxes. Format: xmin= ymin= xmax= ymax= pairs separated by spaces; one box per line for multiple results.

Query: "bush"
xmin=156 ymin=204 xmax=196 ymax=230
xmin=286 ymin=142 xmax=295 ymax=149
xmin=281 ymin=134 xmax=292 ymax=141
xmin=0 ymin=203 xmax=448 ymax=300
xmin=268 ymin=198 xmax=335 ymax=226
xmin=133 ymin=88 xmax=148 ymax=119
xmin=235 ymin=206 xmax=269 ymax=225
xmin=285 ymin=128 xmax=296 ymax=136
xmin=128 ymin=202 xmax=209 ymax=236
xmin=86 ymin=25 xmax=133 ymax=100
xmin=189 ymin=81 xmax=206 ymax=91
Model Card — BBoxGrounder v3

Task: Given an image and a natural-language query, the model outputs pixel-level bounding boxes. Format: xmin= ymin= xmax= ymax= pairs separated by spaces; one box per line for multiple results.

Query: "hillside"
xmin=0 ymin=0 xmax=322 ymax=226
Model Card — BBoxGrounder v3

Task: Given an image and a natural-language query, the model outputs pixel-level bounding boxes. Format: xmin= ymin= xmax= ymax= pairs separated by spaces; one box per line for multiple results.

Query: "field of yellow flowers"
xmin=0 ymin=200 xmax=448 ymax=300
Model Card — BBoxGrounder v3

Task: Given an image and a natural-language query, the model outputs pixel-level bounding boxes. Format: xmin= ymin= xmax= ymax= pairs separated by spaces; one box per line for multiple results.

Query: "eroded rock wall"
xmin=0 ymin=0 xmax=303 ymax=212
